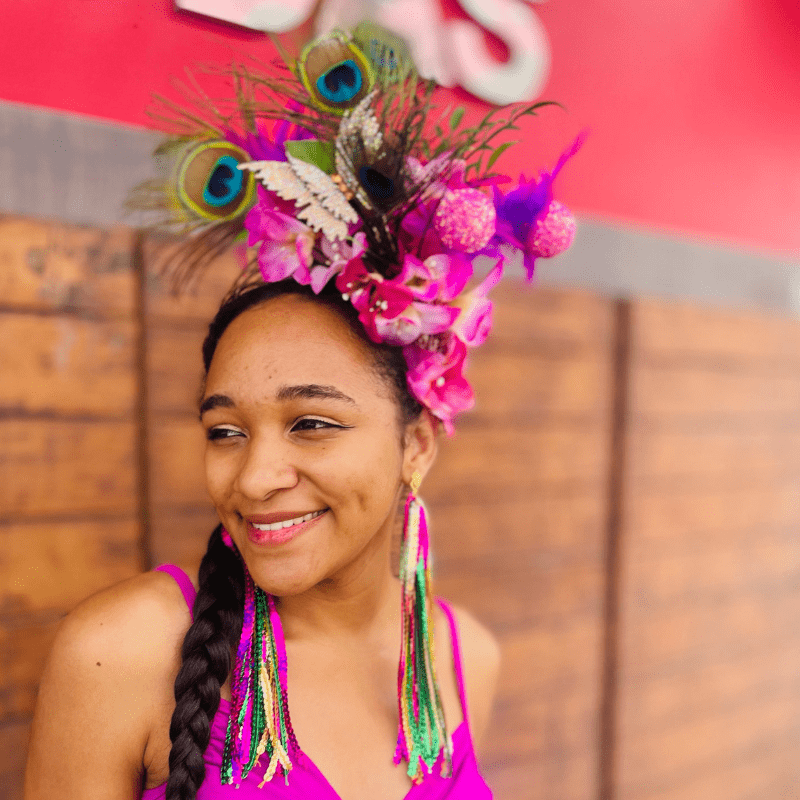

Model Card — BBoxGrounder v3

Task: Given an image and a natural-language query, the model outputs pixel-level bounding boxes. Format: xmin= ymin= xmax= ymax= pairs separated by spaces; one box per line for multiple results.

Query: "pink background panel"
xmin=0 ymin=0 xmax=798 ymax=255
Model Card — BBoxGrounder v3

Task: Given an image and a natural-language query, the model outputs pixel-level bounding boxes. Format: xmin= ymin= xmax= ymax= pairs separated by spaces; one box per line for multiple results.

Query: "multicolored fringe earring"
xmin=220 ymin=529 xmax=297 ymax=787
xmin=395 ymin=472 xmax=453 ymax=782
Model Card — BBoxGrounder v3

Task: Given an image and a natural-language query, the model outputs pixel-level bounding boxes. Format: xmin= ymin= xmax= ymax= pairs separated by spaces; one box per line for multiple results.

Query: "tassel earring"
xmin=220 ymin=529 xmax=296 ymax=787
xmin=394 ymin=472 xmax=452 ymax=782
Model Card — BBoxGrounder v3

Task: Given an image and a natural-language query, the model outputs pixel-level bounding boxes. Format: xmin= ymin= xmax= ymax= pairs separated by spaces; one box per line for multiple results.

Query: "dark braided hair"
xmin=165 ymin=279 xmax=423 ymax=800
xmin=165 ymin=526 xmax=243 ymax=800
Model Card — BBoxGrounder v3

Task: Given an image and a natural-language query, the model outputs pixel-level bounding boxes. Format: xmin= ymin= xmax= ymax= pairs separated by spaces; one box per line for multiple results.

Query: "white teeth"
xmin=252 ymin=509 xmax=325 ymax=532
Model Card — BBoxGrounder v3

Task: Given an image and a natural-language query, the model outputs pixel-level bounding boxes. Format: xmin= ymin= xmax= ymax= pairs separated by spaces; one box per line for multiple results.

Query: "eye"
xmin=292 ymin=418 xmax=342 ymax=432
xmin=206 ymin=426 xmax=245 ymax=441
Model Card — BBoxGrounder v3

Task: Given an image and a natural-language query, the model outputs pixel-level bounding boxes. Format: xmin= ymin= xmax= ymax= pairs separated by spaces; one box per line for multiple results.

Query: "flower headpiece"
xmin=132 ymin=24 xmax=582 ymax=434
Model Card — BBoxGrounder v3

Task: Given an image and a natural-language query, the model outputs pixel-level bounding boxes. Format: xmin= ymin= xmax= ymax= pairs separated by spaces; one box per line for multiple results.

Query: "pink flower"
xmin=249 ymin=184 xmax=300 ymax=218
xmin=335 ymin=256 xmax=375 ymax=311
xmin=398 ymin=253 xmax=472 ymax=303
xmin=309 ymin=233 xmax=367 ymax=294
xmin=450 ymin=259 xmax=504 ymax=347
xmin=372 ymin=298 xmax=459 ymax=346
xmin=246 ymin=201 xmax=315 ymax=285
xmin=403 ymin=333 xmax=474 ymax=435
xmin=358 ymin=279 xmax=416 ymax=344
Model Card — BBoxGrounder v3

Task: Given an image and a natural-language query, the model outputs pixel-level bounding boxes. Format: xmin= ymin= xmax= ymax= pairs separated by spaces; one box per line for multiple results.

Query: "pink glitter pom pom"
xmin=434 ymin=188 xmax=496 ymax=253
xmin=528 ymin=200 xmax=576 ymax=258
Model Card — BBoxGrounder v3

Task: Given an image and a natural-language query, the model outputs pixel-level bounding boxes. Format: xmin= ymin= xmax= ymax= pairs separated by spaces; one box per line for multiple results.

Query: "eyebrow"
xmin=199 ymin=394 xmax=235 ymax=416
xmin=275 ymin=384 xmax=358 ymax=407
xmin=199 ymin=384 xmax=358 ymax=417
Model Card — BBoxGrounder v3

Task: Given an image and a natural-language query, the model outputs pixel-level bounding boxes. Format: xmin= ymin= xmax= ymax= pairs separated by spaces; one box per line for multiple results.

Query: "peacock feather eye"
xmin=175 ymin=141 xmax=256 ymax=221
xmin=298 ymin=33 xmax=374 ymax=114
xmin=358 ymin=163 xmax=398 ymax=208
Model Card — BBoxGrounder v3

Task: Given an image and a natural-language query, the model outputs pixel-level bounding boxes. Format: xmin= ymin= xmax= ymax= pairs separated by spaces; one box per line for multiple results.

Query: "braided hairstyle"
xmin=164 ymin=279 xmax=423 ymax=800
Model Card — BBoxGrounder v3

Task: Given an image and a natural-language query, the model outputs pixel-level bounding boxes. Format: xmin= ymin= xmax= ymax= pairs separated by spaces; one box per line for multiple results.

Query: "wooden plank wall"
xmin=0 ymin=218 xmax=144 ymax=797
xmin=616 ymin=300 xmax=800 ymax=800
xmin=3 ymin=214 xmax=800 ymax=800
xmin=143 ymin=244 xmax=240 ymax=571
xmin=426 ymin=284 xmax=613 ymax=798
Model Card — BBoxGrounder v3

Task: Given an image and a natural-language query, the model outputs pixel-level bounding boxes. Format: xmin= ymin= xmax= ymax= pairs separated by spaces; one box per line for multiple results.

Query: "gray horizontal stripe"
xmin=2 ymin=99 xmax=798 ymax=316
xmin=534 ymin=219 xmax=800 ymax=316
xmin=0 ymin=99 xmax=158 ymax=228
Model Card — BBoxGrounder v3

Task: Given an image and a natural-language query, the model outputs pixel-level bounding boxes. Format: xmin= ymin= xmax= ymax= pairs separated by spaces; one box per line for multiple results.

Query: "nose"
xmin=233 ymin=433 xmax=299 ymax=500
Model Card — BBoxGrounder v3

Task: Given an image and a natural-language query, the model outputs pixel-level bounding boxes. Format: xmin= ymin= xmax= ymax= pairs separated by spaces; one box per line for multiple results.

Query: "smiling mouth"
xmin=250 ymin=509 xmax=327 ymax=532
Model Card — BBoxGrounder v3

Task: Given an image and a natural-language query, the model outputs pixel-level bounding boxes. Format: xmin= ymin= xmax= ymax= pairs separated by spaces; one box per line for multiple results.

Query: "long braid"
xmin=165 ymin=525 xmax=244 ymax=800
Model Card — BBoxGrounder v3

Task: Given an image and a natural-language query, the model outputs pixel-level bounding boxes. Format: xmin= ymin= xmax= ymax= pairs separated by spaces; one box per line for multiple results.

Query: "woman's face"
xmin=201 ymin=294 xmax=428 ymax=596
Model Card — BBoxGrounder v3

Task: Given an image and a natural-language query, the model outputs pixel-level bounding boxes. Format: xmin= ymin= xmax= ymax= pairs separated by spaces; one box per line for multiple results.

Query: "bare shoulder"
xmin=447 ymin=604 xmax=502 ymax=747
xmin=47 ymin=569 xmax=193 ymax=688
xmin=25 ymin=570 xmax=193 ymax=799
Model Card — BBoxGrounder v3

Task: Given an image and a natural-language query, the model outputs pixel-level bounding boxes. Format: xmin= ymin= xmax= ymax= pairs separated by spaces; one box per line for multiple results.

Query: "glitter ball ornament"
xmin=434 ymin=188 xmax=496 ymax=253
xmin=528 ymin=200 xmax=576 ymax=258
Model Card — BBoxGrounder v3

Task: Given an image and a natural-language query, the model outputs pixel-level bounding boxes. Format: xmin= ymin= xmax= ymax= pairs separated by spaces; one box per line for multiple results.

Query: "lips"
xmin=248 ymin=509 xmax=327 ymax=531
xmin=245 ymin=508 xmax=328 ymax=546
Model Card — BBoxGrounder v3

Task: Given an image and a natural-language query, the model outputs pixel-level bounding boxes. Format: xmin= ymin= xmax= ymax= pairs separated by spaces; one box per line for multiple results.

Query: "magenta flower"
xmin=371 ymin=297 xmax=459 ymax=346
xmin=310 ymin=232 xmax=367 ymax=294
xmin=358 ymin=279 xmax=416 ymax=344
xmin=403 ymin=333 xmax=474 ymax=435
xmin=224 ymin=109 xmax=313 ymax=163
xmin=450 ymin=259 xmax=504 ymax=347
xmin=335 ymin=256 xmax=376 ymax=311
xmin=398 ymin=252 xmax=472 ymax=302
xmin=245 ymin=201 xmax=315 ymax=285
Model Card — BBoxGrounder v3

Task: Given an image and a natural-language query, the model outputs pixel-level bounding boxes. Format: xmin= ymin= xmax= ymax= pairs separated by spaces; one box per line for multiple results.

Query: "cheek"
xmin=204 ymin=446 xmax=238 ymax=505
xmin=344 ymin=439 xmax=403 ymax=516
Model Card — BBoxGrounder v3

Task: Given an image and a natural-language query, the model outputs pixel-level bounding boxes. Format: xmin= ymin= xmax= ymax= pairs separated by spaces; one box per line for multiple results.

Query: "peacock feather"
xmin=130 ymin=25 xmax=552 ymax=289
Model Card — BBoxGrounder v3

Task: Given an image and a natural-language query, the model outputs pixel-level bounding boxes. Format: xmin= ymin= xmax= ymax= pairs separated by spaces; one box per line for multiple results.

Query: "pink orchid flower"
xmin=335 ymin=256 xmax=376 ymax=311
xmin=357 ymin=279 xmax=416 ymax=345
xmin=398 ymin=252 xmax=473 ymax=302
xmin=373 ymin=298 xmax=459 ymax=346
xmin=450 ymin=259 xmax=505 ymax=347
xmin=403 ymin=333 xmax=474 ymax=435
xmin=309 ymin=232 xmax=368 ymax=294
xmin=246 ymin=203 xmax=315 ymax=285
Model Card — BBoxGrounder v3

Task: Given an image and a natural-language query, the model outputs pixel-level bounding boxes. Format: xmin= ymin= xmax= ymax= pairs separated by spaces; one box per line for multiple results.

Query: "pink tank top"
xmin=142 ymin=564 xmax=493 ymax=799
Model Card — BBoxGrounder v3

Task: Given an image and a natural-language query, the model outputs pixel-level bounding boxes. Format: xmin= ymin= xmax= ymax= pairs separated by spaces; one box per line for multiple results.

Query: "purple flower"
xmin=492 ymin=132 xmax=585 ymax=279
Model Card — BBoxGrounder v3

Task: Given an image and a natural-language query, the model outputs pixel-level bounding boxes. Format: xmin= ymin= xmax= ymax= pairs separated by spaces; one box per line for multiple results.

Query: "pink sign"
xmin=175 ymin=0 xmax=550 ymax=105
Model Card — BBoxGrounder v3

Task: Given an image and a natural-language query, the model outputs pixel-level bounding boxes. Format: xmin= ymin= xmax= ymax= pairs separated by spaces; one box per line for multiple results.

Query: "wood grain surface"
xmin=4 ymin=219 xmax=799 ymax=800
xmin=614 ymin=299 xmax=800 ymax=800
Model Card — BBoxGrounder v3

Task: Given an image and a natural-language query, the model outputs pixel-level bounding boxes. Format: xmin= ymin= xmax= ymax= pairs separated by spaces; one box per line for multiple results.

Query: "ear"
xmin=401 ymin=410 xmax=440 ymax=487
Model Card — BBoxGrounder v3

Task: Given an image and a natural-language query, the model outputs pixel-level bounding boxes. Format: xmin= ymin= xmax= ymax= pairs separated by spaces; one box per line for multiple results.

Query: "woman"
xmin=25 ymin=279 xmax=500 ymax=799
xmin=25 ymin=26 xmax=579 ymax=800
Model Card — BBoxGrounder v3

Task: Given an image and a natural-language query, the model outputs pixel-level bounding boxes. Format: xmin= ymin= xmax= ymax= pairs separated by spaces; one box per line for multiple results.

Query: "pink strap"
xmin=435 ymin=597 xmax=470 ymax=726
xmin=154 ymin=564 xmax=197 ymax=621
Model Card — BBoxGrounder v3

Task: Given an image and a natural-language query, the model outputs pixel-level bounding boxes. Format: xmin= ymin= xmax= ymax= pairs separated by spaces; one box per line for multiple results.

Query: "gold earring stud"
xmin=410 ymin=471 xmax=422 ymax=494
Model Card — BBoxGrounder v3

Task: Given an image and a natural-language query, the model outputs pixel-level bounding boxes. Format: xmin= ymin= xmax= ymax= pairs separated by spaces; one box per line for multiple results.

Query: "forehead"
xmin=205 ymin=295 xmax=380 ymax=398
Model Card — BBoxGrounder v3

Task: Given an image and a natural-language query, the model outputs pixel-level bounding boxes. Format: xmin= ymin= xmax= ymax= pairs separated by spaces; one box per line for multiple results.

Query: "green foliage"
xmin=486 ymin=140 xmax=517 ymax=170
xmin=284 ymin=139 xmax=336 ymax=173
xmin=449 ymin=106 xmax=465 ymax=131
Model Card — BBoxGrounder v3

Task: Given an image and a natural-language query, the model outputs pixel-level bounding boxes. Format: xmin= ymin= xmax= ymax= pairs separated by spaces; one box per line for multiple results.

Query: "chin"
xmin=240 ymin=547 xmax=330 ymax=597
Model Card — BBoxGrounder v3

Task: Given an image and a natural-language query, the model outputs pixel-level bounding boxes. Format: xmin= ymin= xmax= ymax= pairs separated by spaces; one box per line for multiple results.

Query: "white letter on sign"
xmin=314 ymin=0 xmax=458 ymax=88
xmin=446 ymin=0 xmax=550 ymax=104
xmin=175 ymin=0 xmax=316 ymax=33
